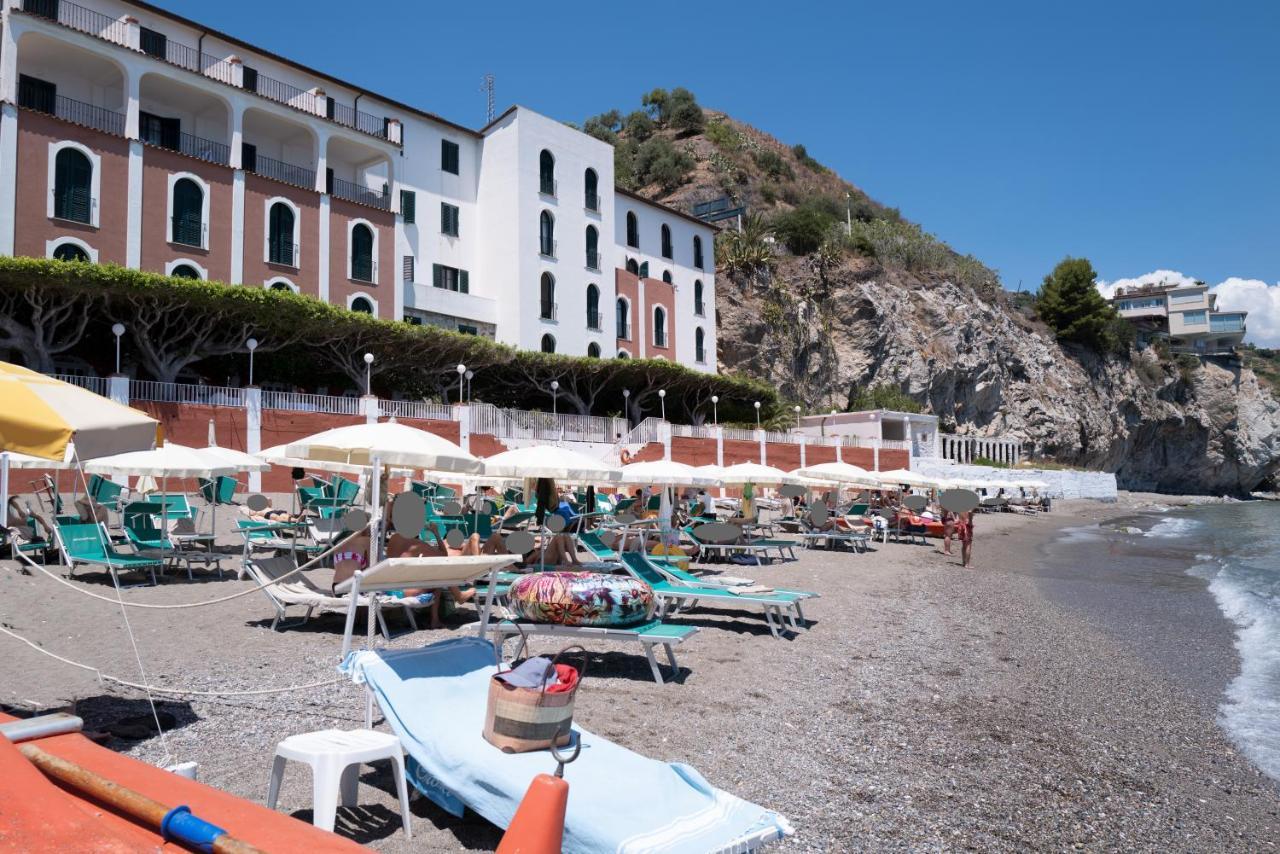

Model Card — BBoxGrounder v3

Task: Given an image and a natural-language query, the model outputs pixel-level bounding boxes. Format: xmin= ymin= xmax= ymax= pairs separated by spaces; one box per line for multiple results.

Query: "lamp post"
xmin=465 ymin=369 xmax=474 ymax=404
xmin=793 ymin=404 xmax=802 ymax=430
xmin=711 ymin=394 xmax=719 ymax=426
xmin=246 ymin=338 xmax=258 ymax=386
xmin=658 ymin=389 xmax=666 ymax=421
xmin=455 ymin=363 xmax=466 ymax=405
xmin=363 ymin=352 xmax=374 ymax=396
xmin=111 ymin=323 xmax=125 ymax=374
xmin=550 ymin=380 xmax=559 ymax=418
xmin=622 ymin=388 xmax=631 ymax=425
xmin=754 ymin=400 xmax=761 ymax=429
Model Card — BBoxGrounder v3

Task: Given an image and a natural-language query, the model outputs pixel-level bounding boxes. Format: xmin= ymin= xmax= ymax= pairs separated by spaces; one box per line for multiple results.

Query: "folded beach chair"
xmin=198 ymin=475 xmax=239 ymax=506
xmin=246 ymin=556 xmax=431 ymax=635
xmin=619 ymin=553 xmax=811 ymax=639
xmin=342 ymin=637 xmax=793 ymax=853
xmin=55 ymin=522 xmax=164 ymax=587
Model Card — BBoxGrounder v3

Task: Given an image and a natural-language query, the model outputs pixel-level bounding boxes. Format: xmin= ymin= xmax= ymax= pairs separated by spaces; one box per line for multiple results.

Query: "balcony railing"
xmin=51 ymin=188 xmax=95 ymax=224
xmin=18 ymin=87 xmax=125 ymax=137
xmin=170 ymin=216 xmax=206 ymax=248
xmin=268 ymin=239 xmax=297 ymax=267
xmin=586 ymin=250 xmax=600 ymax=270
xmin=587 ymin=310 xmax=601 ymax=331
xmin=23 ymin=0 xmax=129 ymax=45
xmin=143 ymin=130 xmax=230 ymax=167
xmin=540 ymin=302 xmax=558 ymax=322
xmin=617 ymin=322 xmax=631 ymax=341
xmin=330 ymin=176 xmax=390 ymax=210
xmin=330 ymin=101 xmax=388 ymax=139
xmin=351 ymin=258 xmax=377 ymax=283
xmin=250 ymin=154 xmax=315 ymax=190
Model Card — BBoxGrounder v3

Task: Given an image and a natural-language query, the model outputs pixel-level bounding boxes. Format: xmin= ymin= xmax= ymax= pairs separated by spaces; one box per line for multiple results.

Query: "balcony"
xmin=540 ymin=302 xmax=558 ymax=322
xmin=330 ymin=175 xmax=390 ymax=210
xmin=20 ymin=0 xmax=400 ymax=145
xmin=268 ymin=238 xmax=297 ymax=268
xmin=248 ymin=153 xmax=315 ymax=190
xmin=170 ymin=216 xmax=205 ymax=248
xmin=587 ymin=310 xmax=601 ymax=331
xmin=18 ymin=83 xmax=125 ymax=137
xmin=141 ymin=127 xmax=230 ymax=167
xmin=1210 ymin=313 xmax=1246 ymax=334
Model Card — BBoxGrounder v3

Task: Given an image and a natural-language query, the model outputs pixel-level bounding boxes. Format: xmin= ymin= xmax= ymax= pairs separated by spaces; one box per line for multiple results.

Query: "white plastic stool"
xmin=266 ymin=728 xmax=412 ymax=838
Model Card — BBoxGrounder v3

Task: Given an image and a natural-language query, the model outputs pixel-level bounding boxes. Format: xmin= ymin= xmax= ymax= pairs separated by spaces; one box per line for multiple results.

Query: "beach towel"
xmin=342 ymin=637 xmax=793 ymax=853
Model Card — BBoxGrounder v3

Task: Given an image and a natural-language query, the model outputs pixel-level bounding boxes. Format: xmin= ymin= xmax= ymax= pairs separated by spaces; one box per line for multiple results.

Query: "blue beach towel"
xmin=342 ymin=637 xmax=793 ymax=853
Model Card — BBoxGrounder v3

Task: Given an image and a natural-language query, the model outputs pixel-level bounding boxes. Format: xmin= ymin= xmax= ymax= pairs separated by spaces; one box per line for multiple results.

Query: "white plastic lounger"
xmin=246 ymin=556 xmax=431 ymax=635
xmin=798 ymin=529 xmax=870 ymax=552
xmin=341 ymin=637 xmax=794 ymax=853
xmin=484 ymin=618 xmax=698 ymax=684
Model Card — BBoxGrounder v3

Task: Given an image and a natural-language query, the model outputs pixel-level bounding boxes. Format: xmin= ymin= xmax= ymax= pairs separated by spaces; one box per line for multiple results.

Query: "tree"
xmin=0 ymin=278 xmax=92 ymax=372
xmin=665 ymin=87 xmax=704 ymax=135
xmin=640 ymin=88 xmax=668 ymax=120
xmin=632 ymin=137 xmax=694 ymax=191
xmin=623 ymin=110 xmax=655 ymax=142
xmin=583 ymin=109 xmax=622 ymax=144
xmin=771 ymin=204 xmax=837 ymax=255
xmin=1036 ymin=257 xmax=1121 ymax=352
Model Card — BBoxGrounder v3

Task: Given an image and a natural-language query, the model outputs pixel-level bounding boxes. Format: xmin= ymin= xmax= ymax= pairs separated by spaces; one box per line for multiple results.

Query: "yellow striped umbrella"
xmin=0 ymin=362 xmax=157 ymax=462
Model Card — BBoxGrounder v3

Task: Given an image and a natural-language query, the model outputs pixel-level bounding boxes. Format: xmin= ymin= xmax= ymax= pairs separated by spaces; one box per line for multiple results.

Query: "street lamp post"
xmin=658 ymin=389 xmax=666 ymax=421
xmin=622 ymin=388 xmax=631 ymax=426
xmin=550 ymin=380 xmax=559 ymax=418
xmin=246 ymin=338 xmax=258 ymax=386
xmin=465 ymin=369 xmax=474 ymax=404
xmin=794 ymin=404 xmax=802 ymax=430
xmin=363 ymin=352 xmax=374 ymax=396
xmin=711 ymin=395 xmax=719 ymax=426
xmin=455 ymin=363 xmax=466 ymax=405
xmin=754 ymin=400 xmax=761 ymax=429
xmin=111 ymin=323 xmax=125 ymax=374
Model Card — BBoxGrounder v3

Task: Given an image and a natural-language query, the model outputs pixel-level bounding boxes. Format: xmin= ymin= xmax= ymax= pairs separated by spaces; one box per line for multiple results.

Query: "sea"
xmin=1036 ymin=501 xmax=1280 ymax=783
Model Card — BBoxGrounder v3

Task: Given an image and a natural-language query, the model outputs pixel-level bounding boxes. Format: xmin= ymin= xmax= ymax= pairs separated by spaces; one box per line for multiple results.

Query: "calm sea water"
xmin=1041 ymin=502 xmax=1280 ymax=782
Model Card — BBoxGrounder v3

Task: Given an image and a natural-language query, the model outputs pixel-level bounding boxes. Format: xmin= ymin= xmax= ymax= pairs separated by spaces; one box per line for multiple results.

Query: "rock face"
xmin=717 ymin=258 xmax=1280 ymax=494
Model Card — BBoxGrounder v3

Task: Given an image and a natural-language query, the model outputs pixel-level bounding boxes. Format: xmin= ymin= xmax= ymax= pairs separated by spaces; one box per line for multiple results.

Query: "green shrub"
xmin=705 ymin=119 xmax=743 ymax=152
xmin=752 ymin=149 xmax=793 ymax=180
xmin=847 ymin=384 xmax=922 ymax=413
xmin=791 ymin=144 xmax=827 ymax=173
xmin=623 ymin=110 xmax=655 ymax=142
xmin=632 ymin=136 xmax=695 ymax=190
xmin=771 ymin=205 xmax=838 ymax=255
xmin=1176 ymin=353 xmax=1201 ymax=384
xmin=846 ymin=219 xmax=950 ymax=271
xmin=665 ymin=87 xmax=704 ymax=135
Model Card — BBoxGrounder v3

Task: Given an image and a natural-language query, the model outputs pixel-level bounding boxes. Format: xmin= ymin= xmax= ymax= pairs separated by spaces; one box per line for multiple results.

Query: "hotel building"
xmin=0 ymin=0 xmax=717 ymax=372
xmin=1111 ymin=280 xmax=1246 ymax=356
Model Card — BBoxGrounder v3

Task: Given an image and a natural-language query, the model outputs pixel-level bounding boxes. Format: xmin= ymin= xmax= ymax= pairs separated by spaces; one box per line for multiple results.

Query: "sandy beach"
xmin=2 ymin=497 xmax=1278 ymax=851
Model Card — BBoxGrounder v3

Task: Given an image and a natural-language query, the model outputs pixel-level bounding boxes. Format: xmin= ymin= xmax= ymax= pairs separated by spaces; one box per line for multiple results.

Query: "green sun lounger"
xmin=484 ymin=617 xmax=697 ymax=684
xmin=683 ymin=525 xmax=797 ymax=563
xmin=619 ymin=552 xmax=810 ymax=639
xmin=653 ymin=556 xmax=819 ymax=600
xmin=55 ymin=522 xmax=164 ymax=587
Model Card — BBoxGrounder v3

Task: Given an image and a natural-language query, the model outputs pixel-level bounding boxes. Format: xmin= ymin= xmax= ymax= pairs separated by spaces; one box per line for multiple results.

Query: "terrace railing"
xmin=380 ymin=399 xmax=455 ymax=422
xmin=250 ymin=154 xmax=315 ymax=190
xmin=259 ymin=390 xmax=361 ymax=415
xmin=18 ymin=85 xmax=125 ymax=137
xmin=130 ymin=381 xmax=245 ymax=407
xmin=23 ymin=0 xmax=129 ymax=45
xmin=51 ymin=373 xmax=108 ymax=397
xmin=331 ymin=176 xmax=390 ymax=210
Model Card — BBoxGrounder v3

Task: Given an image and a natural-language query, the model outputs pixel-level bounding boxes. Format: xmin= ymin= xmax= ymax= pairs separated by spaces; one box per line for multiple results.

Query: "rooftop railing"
xmin=23 ymin=0 xmax=128 ymax=46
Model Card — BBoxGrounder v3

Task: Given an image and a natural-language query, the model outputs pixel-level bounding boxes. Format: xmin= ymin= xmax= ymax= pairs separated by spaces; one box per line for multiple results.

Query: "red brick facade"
xmin=241 ymin=173 xmax=322 ymax=294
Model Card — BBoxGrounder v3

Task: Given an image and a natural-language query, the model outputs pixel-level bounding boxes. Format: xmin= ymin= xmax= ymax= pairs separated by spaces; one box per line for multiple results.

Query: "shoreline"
xmin=1 ymin=498 xmax=1277 ymax=849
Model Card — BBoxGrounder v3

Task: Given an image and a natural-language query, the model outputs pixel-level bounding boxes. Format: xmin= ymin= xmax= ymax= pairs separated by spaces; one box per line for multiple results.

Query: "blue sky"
xmin=164 ymin=0 xmax=1279 ymax=328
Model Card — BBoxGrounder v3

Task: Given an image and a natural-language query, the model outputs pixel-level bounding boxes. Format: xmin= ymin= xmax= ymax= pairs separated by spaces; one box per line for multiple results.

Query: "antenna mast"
xmin=481 ymin=74 xmax=495 ymax=124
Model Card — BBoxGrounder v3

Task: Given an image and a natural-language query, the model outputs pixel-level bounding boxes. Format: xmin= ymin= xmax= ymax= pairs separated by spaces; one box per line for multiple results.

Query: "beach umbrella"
xmin=794 ymin=461 xmax=879 ymax=486
xmin=85 ymin=442 xmax=235 ymax=479
xmin=717 ymin=462 xmax=803 ymax=486
xmin=2 ymin=448 xmax=78 ymax=470
xmin=482 ymin=445 xmax=621 ymax=483
xmin=285 ymin=422 xmax=482 ymax=474
xmin=201 ymin=445 xmax=271 ymax=473
xmin=875 ymin=468 xmax=942 ymax=489
xmin=620 ymin=460 xmax=719 ymax=488
xmin=256 ymin=444 xmax=372 ymax=476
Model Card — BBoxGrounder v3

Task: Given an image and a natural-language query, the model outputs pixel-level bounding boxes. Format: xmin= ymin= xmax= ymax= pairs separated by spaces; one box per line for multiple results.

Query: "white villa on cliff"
xmin=1111 ymin=280 xmax=1246 ymax=356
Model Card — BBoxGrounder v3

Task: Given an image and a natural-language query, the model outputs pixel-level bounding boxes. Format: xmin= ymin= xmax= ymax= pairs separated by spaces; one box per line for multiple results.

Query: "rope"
xmin=0 ymin=625 xmax=346 ymax=698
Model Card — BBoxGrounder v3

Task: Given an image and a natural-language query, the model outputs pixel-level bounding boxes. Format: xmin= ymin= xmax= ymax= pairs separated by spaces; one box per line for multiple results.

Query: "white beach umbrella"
xmin=285 ymin=422 xmax=482 ymax=474
xmin=201 ymin=445 xmax=271 ymax=473
xmin=482 ymin=445 xmax=621 ymax=483
xmin=717 ymin=461 xmax=803 ymax=486
xmin=2 ymin=448 xmax=78 ymax=470
xmin=794 ymin=461 xmax=879 ymax=486
xmin=84 ymin=442 xmax=236 ymax=478
xmin=875 ymin=468 xmax=942 ymax=489
xmin=620 ymin=460 xmax=720 ymax=487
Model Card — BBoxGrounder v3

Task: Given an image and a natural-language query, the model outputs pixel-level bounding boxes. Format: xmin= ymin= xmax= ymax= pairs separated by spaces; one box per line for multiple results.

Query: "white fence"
xmin=259 ymin=389 xmax=361 ymax=415
xmin=52 ymin=373 xmax=109 ymax=397
xmin=379 ymin=398 xmax=455 ymax=422
xmin=473 ymin=403 xmax=628 ymax=443
xmin=131 ymin=380 xmax=245 ymax=407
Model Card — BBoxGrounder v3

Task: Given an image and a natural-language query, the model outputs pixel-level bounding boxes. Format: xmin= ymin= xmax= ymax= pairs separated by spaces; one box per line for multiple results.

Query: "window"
xmin=626 ymin=211 xmax=639 ymax=248
xmin=616 ymin=298 xmax=631 ymax=340
xmin=539 ymin=149 xmax=555 ymax=195
xmin=540 ymin=272 xmax=556 ymax=320
xmin=139 ymin=111 xmax=180 ymax=151
xmin=400 ymin=190 xmax=416 ymax=224
xmin=539 ymin=210 xmax=555 ymax=257
xmin=351 ymin=296 xmax=374 ymax=314
xmin=1170 ymin=291 xmax=1203 ymax=305
xmin=625 ymin=258 xmax=639 ymax=275
xmin=403 ymin=255 xmax=415 ymax=283
xmin=441 ymin=139 xmax=460 ymax=174
xmin=585 ymin=225 xmax=599 ymax=269
xmin=351 ymin=223 xmax=374 ymax=282
xmin=432 ymin=263 xmax=469 ymax=293
xmin=53 ymin=147 xmax=92 ymax=223
xmin=171 ymin=178 xmax=203 ymax=247
xmin=695 ymin=327 xmax=706 ymax=363
xmin=653 ymin=306 xmax=667 ymax=347
xmin=693 ymin=235 xmax=704 ymax=269
xmin=267 ymin=201 xmax=295 ymax=266
xmin=587 ymin=342 xmax=601 ymax=358
xmin=694 ymin=279 xmax=704 ymax=315
xmin=662 ymin=270 xmax=672 ymax=284
xmin=586 ymin=284 xmax=600 ymax=329
xmin=269 ymin=281 xmax=293 ymax=292
xmin=584 ymin=168 xmax=599 ymax=211
xmin=52 ymin=242 xmax=88 ymax=262
xmin=616 ymin=349 xmax=630 ymax=359
xmin=660 ymin=224 xmax=672 ymax=259
xmin=170 ymin=264 xmax=200 ymax=280
xmin=458 ymin=324 xmax=479 ymax=336
xmin=540 ymin=334 xmax=556 ymax=353
xmin=139 ymin=26 xmax=167 ymax=59
xmin=441 ymin=202 xmax=460 ymax=236
xmin=1180 ymin=310 xmax=1207 ymax=325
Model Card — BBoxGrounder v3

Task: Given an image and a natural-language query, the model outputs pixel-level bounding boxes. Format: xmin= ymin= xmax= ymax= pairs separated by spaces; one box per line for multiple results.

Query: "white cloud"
xmin=1094 ymin=269 xmax=1280 ymax=347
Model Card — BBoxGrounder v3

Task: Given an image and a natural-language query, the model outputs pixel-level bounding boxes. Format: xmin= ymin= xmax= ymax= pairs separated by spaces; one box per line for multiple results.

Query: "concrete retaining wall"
xmin=912 ymin=461 xmax=1118 ymax=502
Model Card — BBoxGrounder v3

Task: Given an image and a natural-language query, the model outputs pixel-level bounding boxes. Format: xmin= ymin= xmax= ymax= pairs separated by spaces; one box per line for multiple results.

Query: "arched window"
xmin=616 ymin=297 xmax=630 ymax=340
xmin=269 ymin=281 xmax=293 ymax=292
xmin=53 ymin=148 xmax=92 ymax=223
xmin=661 ymin=270 xmax=672 ymax=284
xmin=587 ymin=342 xmax=601 ymax=358
xmin=539 ymin=150 xmax=555 ymax=195
xmin=268 ymin=202 xmax=295 ymax=266
xmin=584 ymin=168 xmax=599 ymax=211
xmin=539 ymin=210 xmax=555 ymax=257
xmin=660 ymin=223 xmax=672 ymax=259
xmin=171 ymin=178 xmax=204 ymax=247
xmin=540 ymin=333 xmax=556 ymax=353
xmin=695 ymin=327 xmax=706 ymax=363
xmin=653 ymin=305 xmax=667 ymax=348
xmin=52 ymin=242 xmax=88 ymax=262
xmin=351 ymin=296 xmax=374 ymax=314
xmin=625 ymin=258 xmax=639 ymax=275
xmin=694 ymin=279 xmax=704 ymax=315
xmin=585 ymin=225 xmax=598 ymax=269
xmin=170 ymin=264 xmax=201 ymax=280
xmin=586 ymin=283 xmax=600 ymax=329
xmin=540 ymin=272 xmax=556 ymax=320
xmin=693 ymin=235 xmax=704 ymax=269
xmin=625 ymin=211 xmax=638 ymax=248
xmin=616 ymin=349 xmax=630 ymax=359
xmin=351 ymin=223 xmax=373 ymax=281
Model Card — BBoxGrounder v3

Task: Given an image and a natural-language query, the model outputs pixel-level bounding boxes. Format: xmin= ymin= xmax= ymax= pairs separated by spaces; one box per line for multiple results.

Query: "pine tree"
xmin=1036 ymin=257 xmax=1119 ymax=352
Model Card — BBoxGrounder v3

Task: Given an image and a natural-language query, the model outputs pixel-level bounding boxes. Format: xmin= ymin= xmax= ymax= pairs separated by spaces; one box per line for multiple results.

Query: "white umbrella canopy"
xmin=482 ymin=445 xmax=621 ymax=483
xmin=84 ymin=442 xmax=236 ymax=478
xmin=201 ymin=445 xmax=271 ymax=473
xmin=718 ymin=461 xmax=803 ymax=486
xmin=3 ymin=447 xmax=77 ymax=470
xmin=285 ymin=422 xmax=482 ymax=474
xmin=794 ymin=461 xmax=879 ymax=486
xmin=876 ymin=468 xmax=943 ymax=489
xmin=620 ymin=460 xmax=720 ymax=487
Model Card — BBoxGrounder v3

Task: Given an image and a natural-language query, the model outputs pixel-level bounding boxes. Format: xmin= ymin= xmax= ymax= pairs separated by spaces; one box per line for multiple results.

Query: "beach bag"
xmin=483 ymin=643 xmax=587 ymax=754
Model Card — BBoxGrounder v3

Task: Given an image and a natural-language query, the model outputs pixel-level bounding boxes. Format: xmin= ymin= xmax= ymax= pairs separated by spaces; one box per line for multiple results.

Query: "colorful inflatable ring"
xmin=508 ymin=572 xmax=655 ymax=627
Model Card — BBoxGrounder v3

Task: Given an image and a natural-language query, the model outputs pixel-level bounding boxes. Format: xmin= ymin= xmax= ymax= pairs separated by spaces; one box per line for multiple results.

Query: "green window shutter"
xmin=459 ymin=270 xmax=469 ymax=294
xmin=432 ymin=263 xmax=443 ymax=289
xmin=401 ymin=190 xmax=416 ymax=224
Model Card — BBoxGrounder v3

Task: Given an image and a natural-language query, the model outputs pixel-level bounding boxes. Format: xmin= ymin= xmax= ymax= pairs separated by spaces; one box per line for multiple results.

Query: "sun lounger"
xmin=54 ymin=522 xmax=164 ymax=587
xmin=341 ymin=637 xmax=793 ymax=853
xmin=650 ymin=556 xmax=819 ymax=600
xmin=798 ymin=526 xmax=870 ymax=552
xmin=619 ymin=553 xmax=811 ymax=639
xmin=684 ymin=525 xmax=797 ymax=563
xmin=485 ymin=618 xmax=696 ymax=684
xmin=246 ymin=556 xmax=432 ymax=635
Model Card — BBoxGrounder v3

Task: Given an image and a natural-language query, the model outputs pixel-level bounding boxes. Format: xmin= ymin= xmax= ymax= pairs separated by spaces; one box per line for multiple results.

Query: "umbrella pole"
xmin=0 ymin=452 xmax=9 ymax=531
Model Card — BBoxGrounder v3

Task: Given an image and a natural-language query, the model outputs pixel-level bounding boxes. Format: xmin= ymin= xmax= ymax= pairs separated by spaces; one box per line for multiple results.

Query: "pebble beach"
xmin=2 ymin=497 xmax=1278 ymax=851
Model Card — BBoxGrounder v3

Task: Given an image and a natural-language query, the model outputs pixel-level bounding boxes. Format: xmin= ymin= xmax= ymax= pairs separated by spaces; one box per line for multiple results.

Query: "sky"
xmin=161 ymin=0 xmax=1280 ymax=343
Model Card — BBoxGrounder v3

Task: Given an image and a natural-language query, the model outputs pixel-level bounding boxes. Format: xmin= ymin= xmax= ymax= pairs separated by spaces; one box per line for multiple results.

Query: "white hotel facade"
xmin=0 ymin=0 xmax=718 ymax=372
